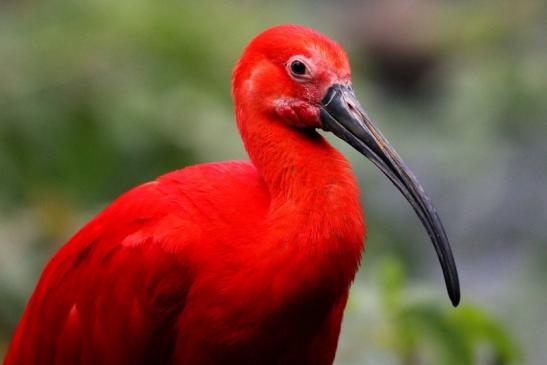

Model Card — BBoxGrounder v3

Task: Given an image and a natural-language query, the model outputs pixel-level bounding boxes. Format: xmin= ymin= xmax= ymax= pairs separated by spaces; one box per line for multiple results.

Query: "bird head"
xmin=233 ymin=25 xmax=351 ymax=128
xmin=233 ymin=25 xmax=460 ymax=306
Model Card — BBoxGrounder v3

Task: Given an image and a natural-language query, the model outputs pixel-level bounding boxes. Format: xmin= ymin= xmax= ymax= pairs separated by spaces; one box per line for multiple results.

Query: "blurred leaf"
xmin=373 ymin=256 xmax=521 ymax=365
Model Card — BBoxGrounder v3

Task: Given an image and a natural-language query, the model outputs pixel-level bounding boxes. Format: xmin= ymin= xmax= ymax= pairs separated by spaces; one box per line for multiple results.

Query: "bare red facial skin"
xmin=274 ymin=99 xmax=321 ymax=128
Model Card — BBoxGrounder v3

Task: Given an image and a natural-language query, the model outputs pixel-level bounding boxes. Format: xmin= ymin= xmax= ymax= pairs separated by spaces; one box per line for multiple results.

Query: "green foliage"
xmin=374 ymin=256 xmax=521 ymax=365
xmin=0 ymin=0 xmax=235 ymax=207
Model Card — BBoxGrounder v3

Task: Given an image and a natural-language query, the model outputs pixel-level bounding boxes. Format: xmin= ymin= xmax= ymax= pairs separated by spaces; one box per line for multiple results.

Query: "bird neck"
xmin=236 ymin=107 xmax=365 ymax=299
xmin=236 ymin=109 xmax=365 ymax=297
xmin=238 ymin=113 xmax=350 ymax=202
xmin=236 ymin=109 xmax=364 ymax=240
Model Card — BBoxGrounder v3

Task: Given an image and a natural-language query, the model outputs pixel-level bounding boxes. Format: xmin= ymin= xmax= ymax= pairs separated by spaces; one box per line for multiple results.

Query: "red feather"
xmin=4 ymin=25 xmax=365 ymax=365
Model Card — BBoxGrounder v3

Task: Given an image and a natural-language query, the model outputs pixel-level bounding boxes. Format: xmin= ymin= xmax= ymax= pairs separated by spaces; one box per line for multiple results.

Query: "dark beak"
xmin=320 ymin=84 xmax=460 ymax=306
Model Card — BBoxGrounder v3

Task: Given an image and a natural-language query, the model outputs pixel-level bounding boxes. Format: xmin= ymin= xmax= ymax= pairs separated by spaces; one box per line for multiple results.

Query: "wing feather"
xmin=4 ymin=181 xmax=193 ymax=365
xmin=3 ymin=161 xmax=266 ymax=365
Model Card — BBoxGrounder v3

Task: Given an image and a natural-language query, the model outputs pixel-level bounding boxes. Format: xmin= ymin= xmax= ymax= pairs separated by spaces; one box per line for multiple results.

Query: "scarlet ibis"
xmin=3 ymin=25 xmax=459 ymax=365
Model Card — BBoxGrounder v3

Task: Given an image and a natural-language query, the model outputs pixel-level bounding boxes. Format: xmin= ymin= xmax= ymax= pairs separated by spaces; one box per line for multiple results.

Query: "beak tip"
xmin=448 ymin=281 xmax=461 ymax=307
xmin=451 ymin=293 xmax=461 ymax=307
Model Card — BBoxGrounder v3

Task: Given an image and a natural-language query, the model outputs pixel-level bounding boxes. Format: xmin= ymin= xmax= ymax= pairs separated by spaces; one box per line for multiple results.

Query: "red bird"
xmin=3 ymin=25 xmax=459 ymax=365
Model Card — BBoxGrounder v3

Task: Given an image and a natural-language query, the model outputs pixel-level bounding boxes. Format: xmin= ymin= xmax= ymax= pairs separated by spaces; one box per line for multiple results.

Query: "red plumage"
xmin=4 ymin=23 xmax=460 ymax=365
xmin=6 ymin=153 xmax=363 ymax=364
xmin=5 ymin=24 xmax=364 ymax=362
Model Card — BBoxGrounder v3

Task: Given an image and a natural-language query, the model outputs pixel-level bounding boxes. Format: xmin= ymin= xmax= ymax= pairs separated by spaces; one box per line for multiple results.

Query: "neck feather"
xmin=236 ymin=105 xmax=365 ymax=297
xmin=236 ymin=106 xmax=363 ymax=235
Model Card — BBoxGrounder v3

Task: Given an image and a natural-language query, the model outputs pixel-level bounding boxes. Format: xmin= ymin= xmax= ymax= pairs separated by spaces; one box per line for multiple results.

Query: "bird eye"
xmin=290 ymin=60 xmax=307 ymax=76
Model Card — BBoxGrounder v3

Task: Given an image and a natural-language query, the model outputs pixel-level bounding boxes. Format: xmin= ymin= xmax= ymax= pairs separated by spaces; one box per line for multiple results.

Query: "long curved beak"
xmin=320 ymin=84 xmax=460 ymax=306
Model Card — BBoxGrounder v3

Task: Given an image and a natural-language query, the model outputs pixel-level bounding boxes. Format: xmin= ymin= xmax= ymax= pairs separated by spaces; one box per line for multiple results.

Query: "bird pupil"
xmin=291 ymin=60 xmax=306 ymax=75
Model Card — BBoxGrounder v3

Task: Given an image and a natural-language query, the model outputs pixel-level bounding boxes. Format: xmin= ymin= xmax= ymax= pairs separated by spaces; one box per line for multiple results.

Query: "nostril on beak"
xmin=347 ymin=102 xmax=356 ymax=112
xmin=344 ymin=97 xmax=361 ymax=121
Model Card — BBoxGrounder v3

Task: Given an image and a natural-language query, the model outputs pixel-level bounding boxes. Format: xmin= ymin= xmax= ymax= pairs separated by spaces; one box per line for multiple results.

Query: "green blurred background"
xmin=0 ymin=0 xmax=545 ymax=364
